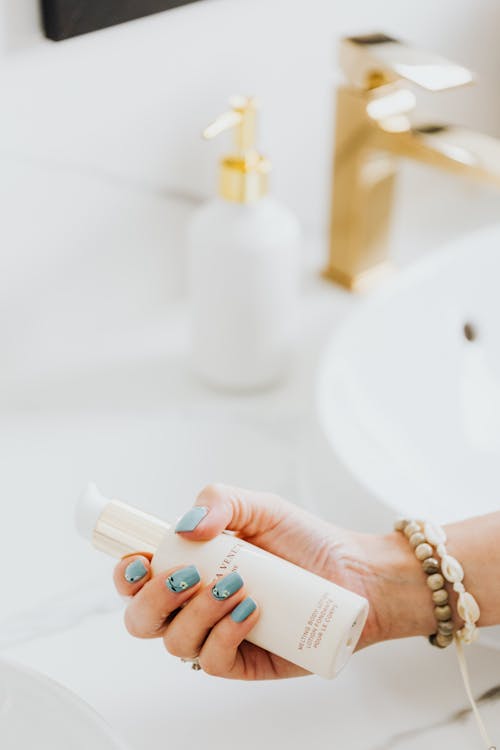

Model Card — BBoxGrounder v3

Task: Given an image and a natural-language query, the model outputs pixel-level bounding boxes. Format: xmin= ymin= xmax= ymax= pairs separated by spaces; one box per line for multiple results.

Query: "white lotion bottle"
xmin=188 ymin=97 xmax=301 ymax=391
xmin=77 ymin=484 xmax=368 ymax=679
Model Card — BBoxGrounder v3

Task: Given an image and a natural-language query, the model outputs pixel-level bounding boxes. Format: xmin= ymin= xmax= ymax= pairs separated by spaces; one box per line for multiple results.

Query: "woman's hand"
xmin=113 ymin=484 xmax=434 ymax=680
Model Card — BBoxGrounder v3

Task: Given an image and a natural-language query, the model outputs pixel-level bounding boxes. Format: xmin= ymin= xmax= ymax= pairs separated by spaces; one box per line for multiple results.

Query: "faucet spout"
xmin=379 ymin=122 xmax=500 ymax=188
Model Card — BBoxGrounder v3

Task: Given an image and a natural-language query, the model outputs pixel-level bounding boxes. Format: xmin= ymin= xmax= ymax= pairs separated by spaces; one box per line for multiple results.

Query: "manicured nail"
xmin=231 ymin=597 xmax=257 ymax=623
xmin=124 ymin=559 xmax=148 ymax=583
xmin=211 ymin=571 xmax=244 ymax=600
xmin=166 ymin=565 xmax=201 ymax=593
xmin=175 ymin=506 xmax=208 ymax=533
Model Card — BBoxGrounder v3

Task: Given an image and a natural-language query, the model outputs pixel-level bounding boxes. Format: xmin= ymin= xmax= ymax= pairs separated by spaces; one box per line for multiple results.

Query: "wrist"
xmin=344 ymin=531 xmax=438 ymax=646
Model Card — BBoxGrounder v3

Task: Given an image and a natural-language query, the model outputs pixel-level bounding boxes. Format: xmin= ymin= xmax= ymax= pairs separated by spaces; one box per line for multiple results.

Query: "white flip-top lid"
xmin=76 ymin=482 xmax=110 ymax=541
xmin=76 ymin=482 xmax=169 ymax=559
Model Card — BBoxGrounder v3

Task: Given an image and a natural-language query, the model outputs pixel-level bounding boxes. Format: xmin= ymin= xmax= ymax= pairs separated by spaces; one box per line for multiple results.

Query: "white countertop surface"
xmin=2 ymin=160 xmax=500 ymax=750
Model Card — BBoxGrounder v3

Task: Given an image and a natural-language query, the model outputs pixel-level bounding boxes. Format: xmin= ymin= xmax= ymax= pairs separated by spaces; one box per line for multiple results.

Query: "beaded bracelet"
xmin=395 ymin=518 xmax=481 ymax=646
xmin=395 ymin=517 xmax=495 ymax=750
xmin=394 ymin=518 xmax=454 ymax=648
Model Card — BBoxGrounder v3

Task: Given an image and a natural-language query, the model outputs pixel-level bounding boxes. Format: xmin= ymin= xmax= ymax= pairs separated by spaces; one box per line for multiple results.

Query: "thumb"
xmin=174 ymin=483 xmax=290 ymax=543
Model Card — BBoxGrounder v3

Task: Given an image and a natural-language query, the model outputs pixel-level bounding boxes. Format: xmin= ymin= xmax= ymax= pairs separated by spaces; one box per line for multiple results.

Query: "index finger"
xmin=114 ymin=554 xmax=152 ymax=596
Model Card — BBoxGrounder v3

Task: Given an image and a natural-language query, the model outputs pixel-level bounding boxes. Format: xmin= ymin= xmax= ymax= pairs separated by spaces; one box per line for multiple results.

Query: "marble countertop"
xmin=2 ymin=162 xmax=500 ymax=749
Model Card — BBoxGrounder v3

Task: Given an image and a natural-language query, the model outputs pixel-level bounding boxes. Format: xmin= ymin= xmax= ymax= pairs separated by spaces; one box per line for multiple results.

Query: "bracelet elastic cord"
xmin=395 ymin=517 xmax=495 ymax=750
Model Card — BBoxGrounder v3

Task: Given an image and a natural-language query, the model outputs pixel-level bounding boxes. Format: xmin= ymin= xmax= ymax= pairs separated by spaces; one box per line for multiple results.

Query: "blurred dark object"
xmin=41 ymin=0 xmax=203 ymax=41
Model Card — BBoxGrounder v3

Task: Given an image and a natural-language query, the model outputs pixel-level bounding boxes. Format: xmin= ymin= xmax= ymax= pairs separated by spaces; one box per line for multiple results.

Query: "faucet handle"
xmin=340 ymin=33 xmax=474 ymax=92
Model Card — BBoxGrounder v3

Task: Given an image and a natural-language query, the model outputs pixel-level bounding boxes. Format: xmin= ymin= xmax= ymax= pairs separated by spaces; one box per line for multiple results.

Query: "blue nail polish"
xmin=231 ymin=597 xmax=257 ymax=623
xmin=211 ymin=571 xmax=244 ymax=600
xmin=166 ymin=565 xmax=201 ymax=593
xmin=175 ymin=506 xmax=208 ymax=533
xmin=124 ymin=559 xmax=148 ymax=584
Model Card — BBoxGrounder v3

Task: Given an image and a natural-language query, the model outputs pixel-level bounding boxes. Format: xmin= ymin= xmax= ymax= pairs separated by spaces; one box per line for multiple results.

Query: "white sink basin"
xmin=318 ymin=225 xmax=500 ymax=648
xmin=0 ymin=658 xmax=127 ymax=750
xmin=318 ymin=224 xmax=500 ymax=524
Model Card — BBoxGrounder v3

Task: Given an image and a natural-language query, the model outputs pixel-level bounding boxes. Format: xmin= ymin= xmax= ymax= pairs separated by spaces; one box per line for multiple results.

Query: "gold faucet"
xmin=324 ymin=33 xmax=500 ymax=291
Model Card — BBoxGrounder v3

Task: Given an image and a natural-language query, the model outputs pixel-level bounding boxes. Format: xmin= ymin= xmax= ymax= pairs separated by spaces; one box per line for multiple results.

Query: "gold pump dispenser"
xmin=203 ymin=96 xmax=270 ymax=204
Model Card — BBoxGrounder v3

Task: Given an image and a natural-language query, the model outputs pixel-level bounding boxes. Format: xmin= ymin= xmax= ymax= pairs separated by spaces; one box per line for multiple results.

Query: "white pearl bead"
xmin=453 ymin=582 xmax=465 ymax=593
xmin=424 ymin=521 xmax=447 ymax=546
xmin=441 ymin=554 xmax=464 ymax=583
xmin=458 ymin=592 xmax=480 ymax=623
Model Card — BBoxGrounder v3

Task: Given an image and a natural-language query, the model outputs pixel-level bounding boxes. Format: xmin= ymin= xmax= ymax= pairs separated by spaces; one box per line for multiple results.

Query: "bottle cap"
xmin=76 ymin=482 xmax=169 ymax=559
xmin=76 ymin=482 xmax=109 ymax=540
xmin=203 ymin=96 xmax=270 ymax=204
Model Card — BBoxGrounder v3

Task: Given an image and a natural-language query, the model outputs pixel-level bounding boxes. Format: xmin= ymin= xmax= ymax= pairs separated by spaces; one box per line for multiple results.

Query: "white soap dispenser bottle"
xmin=187 ymin=97 xmax=301 ymax=391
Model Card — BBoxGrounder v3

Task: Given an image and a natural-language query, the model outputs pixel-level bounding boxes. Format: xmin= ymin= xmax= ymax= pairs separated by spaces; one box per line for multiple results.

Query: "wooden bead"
xmin=394 ymin=518 xmax=409 ymax=531
xmin=427 ymin=573 xmax=445 ymax=591
xmin=423 ymin=557 xmax=440 ymax=575
xmin=435 ymin=632 xmax=454 ymax=648
xmin=429 ymin=633 xmax=452 ymax=648
xmin=432 ymin=588 xmax=449 ymax=605
xmin=409 ymin=531 xmax=426 ymax=549
xmin=435 ymin=604 xmax=453 ymax=621
xmin=404 ymin=521 xmax=420 ymax=538
xmin=424 ymin=521 xmax=447 ymax=546
xmin=457 ymin=592 xmax=480 ymax=624
xmin=415 ymin=542 xmax=433 ymax=561
xmin=441 ymin=554 xmax=464 ymax=583
xmin=437 ymin=620 xmax=454 ymax=635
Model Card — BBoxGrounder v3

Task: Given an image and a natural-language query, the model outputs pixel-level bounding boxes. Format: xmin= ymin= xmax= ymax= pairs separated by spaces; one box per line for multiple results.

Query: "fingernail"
xmin=175 ymin=506 xmax=208 ymax=533
xmin=231 ymin=597 xmax=257 ymax=623
xmin=166 ymin=565 xmax=201 ymax=593
xmin=124 ymin=559 xmax=148 ymax=583
xmin=211 ymin=571 xmax=244 ymax=600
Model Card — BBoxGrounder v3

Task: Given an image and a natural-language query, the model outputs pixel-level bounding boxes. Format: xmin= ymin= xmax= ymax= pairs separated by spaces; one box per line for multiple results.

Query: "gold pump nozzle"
xmin=203 ymin=96 xmax=270 ymax=204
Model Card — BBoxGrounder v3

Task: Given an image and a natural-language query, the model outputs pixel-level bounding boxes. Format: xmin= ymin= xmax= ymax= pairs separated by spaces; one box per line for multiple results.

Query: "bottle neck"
xmin=93 ymin=500 xmax=169 ymax=559
xmin=219 ymin=154 xmax=270 ymax=203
